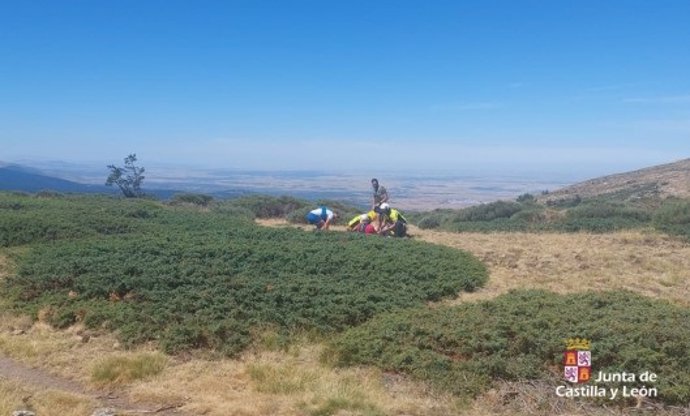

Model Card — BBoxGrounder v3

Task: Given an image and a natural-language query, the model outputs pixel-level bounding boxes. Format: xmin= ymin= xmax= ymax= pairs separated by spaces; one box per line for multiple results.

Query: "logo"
xmin=564 ymin=338 xmax=591 ymax=383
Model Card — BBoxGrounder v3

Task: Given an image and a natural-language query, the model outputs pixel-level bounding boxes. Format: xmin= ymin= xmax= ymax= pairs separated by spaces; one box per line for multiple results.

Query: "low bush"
xmin=452 ymin=201 xmax=524 ymax=222
xmin=417 ymin=216 xmax=441 ymax=230
xmin=565 ymin=201 xmax=650 ymax=222
xmin=229 ymin=195 xmax=310 ymax=218
xmin=328 ymin=290 xmax=690 ymax=406
xmin=0 ymin=193 xmax=163 ymax=247
xmin=170 ymin=193 xmax=213 ymax=206
xmin=653 ymin=199 xmax=690 ymax=241
xmin=3 ymin=194 xmax=487 ymax=356
xmin=411 ymin=197 xmax=666 ymax=234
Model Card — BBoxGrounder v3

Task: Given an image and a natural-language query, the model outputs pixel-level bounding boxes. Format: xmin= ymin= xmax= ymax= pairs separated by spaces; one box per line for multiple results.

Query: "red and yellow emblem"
xmin=563 ymin=338 xmax=591 ymax=383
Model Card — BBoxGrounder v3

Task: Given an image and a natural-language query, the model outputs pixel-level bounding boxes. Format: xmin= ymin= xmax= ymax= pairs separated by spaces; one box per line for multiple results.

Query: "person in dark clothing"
xmin=371 ymin=178 xmax=389 ymax=210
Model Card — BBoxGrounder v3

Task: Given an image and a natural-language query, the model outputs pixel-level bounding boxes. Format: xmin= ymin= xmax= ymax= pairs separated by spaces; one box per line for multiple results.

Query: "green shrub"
xmin=565 ymin=201 xmax=650 ymax=222
xmin=516 ymin=193 xmax=535 ymax=203
xmin=653 ymin=199 xmax=690 ymax=240
xmin=3 ymin=194 xmax=487 ymax=356
xmin=654 ymin=200 xmax=690 ymax=225
xmin=417 ymin=216 xmax=441 ymax=229
xmin=170 ymin=193 xmax=213 ymax=206
xmin=286 ymin=206 xmax=312 ymax=224
xmin=452 ymin=201 xmax=524 ymax=222
xmin=229 ymin=195 xmax=310 ymax=218
xmin=510 ymin=208 xmax=546 ymax=223
xmin=546 ymin=194 xmax=582 ymax=208
xmin=328 ymin=290 xmax=690 ymax=406
xmin=410 ymin=197 xmax=662 ymax=234
xmin=0 ymin=194 xmax=163 ymax=247
xmin=210 ymin=203 xmax=255 ymax=220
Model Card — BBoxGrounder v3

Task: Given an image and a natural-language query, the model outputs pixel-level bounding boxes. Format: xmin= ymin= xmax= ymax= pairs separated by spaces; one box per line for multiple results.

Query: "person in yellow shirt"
xmin=347 ymin=210 xmax=378 ymax=233
xmin=377 ymin=203 xmax=408 ymax=237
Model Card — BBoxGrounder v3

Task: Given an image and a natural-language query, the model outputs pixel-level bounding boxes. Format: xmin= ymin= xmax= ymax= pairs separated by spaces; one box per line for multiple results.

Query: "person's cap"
xmin=380 ymin=203 xmax=390 ymax=211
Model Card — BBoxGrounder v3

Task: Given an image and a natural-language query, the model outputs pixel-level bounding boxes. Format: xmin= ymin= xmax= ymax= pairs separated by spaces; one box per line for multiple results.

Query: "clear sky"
xmin=1 ymin=1 xmax=689 ymax=174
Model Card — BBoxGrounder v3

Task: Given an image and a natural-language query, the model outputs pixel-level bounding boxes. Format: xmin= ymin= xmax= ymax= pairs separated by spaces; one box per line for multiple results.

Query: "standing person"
xmin=305 ymin=206 xmax=337 ymax=230
xmin=371 ymin=178 xmax=389 ymax=210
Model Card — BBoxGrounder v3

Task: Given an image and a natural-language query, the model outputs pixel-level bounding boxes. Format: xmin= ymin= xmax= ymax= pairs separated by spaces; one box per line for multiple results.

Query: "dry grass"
xmin=0 ymin=378 xmax=95 ymax=416
xmin=130 ymin=342 xmax=462 ymax=416
xmin=468 ymin=379 xmax=687 ymax=416
xmin=409 ymin=226 xmax=690 ymax=306
xmin=91 ymin=352 xmax=167 ymax=386
xmin=255 ymin=219 xmax=690 ymax=306
xmin=0 ymin=321 xmax=132 ymax=385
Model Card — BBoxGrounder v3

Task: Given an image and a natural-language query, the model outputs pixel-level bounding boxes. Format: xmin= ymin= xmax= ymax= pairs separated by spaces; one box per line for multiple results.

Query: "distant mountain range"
xmin=539 ymin=158 xmax=690 ymax=203
xmin=0 ymin=163 xmax=185 ymax=198
xmin=2 ymin=158 xmax=689 ymax=206
xmin=0 ymin=163 xmax=112 ymax=194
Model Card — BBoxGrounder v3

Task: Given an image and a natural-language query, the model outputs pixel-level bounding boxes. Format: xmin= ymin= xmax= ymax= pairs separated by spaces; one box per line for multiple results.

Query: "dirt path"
xmin=0 ymin=353 xmax=187 ymax=415
xmin=0 ymin=251 xmax=187 ymax=415
xmin=0 ymin=355 xmax=85 ymax=394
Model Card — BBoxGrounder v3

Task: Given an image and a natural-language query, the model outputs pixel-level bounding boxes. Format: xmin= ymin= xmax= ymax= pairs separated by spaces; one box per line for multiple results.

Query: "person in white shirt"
xmin=305 ymin=206 xmax=338 ymax=230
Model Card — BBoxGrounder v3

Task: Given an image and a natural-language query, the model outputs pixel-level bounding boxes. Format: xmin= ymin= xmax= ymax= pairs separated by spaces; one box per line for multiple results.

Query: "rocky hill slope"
xmin=539 ymin=158 xmax=690 ymax=204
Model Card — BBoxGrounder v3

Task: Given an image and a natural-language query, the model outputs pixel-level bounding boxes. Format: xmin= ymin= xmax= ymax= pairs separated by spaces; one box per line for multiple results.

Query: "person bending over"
xmin=377 ymin=203 xmax=408 ymax=237
xmin=306 ymin=206 xmax=338 ymax=230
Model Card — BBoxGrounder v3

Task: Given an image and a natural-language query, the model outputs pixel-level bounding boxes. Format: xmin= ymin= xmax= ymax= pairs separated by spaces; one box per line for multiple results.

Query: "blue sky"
xmin=1 ymin=1 xmax=689 ymax=175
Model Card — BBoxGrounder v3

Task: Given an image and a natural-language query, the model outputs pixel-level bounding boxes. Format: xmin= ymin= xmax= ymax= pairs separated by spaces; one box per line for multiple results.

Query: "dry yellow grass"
xmin=0 ymin=378 xmax=95 ymax=416
xmin=409 ymin=226 xmax=690 ymax=306
xmin=256 ymin=219 xmax=690 ymax=306
xmin=130 ymin=342 xmax=461 ymax=416
xmin=0 ymin=321 xmax=134 ymax=385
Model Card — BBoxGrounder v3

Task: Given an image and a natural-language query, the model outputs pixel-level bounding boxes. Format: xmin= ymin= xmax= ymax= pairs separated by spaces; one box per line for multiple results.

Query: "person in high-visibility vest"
xmin=347 ymin=210 xmax=378 ymax=232
xmin=377 ymin=203 xmax=408 ymax=237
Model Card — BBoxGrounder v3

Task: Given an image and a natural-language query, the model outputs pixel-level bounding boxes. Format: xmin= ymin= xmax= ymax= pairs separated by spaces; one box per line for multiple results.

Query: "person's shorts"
xmin=394 ymin=221 xmax=407 ymax=237
xmin=306 ymin=213 xmax=322 ymax=224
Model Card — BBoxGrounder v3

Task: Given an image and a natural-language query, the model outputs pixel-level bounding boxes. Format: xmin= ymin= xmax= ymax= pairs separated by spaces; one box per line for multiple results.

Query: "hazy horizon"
xmin=2 ymin=2 xmax=689 ymax=175
xmin=3 ymin=155 xmax=684 ymax=210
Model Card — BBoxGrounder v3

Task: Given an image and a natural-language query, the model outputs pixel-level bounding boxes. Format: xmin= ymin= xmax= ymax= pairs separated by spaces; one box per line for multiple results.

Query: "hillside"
xmin=0 ymin=163 xmax=182 ymax=198
xmin=1 ymin=193 xmax=690 ymax=415
xmin=0 ymin=164 xmax=109 ymax=193
xmin=539 ymin=158 xmax=690 ymax=204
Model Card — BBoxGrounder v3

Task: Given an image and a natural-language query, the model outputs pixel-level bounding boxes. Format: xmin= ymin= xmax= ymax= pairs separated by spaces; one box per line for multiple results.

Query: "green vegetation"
xmin=328 ymin=290 xmax=690 ymax=405
xmin=210 ymin=194 xmax=362 ymax=225
xmin=653 ymin=199 xmax=690 ymax=241
xmin=91 ymin=352 xmax=167 ymax=385
xmin=224 ymin=194 xmax=309 ymax=218
xmin=410 ymin=193 xmax=688 ymax=235
xmin=105 ymin=153 xmax=146 ymax=198
xmin=170 ymin=192 xmax=214 ymax=206
xmin=0 ymin=193 xmax=162 ymax=247
xmin=0 ymin=192 xmax=486 ymax=356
